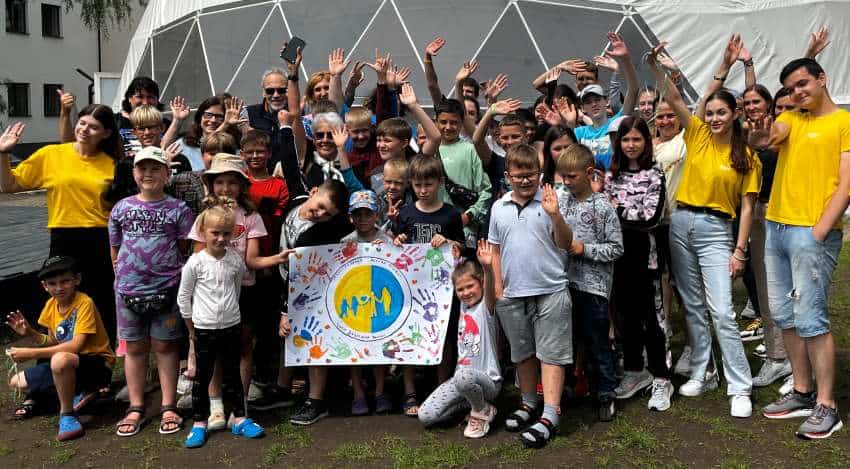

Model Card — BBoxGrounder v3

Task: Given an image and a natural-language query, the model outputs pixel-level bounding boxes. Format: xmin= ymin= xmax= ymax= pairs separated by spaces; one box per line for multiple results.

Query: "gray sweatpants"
xmin=418 ymin=367 xmax=500 ymax=427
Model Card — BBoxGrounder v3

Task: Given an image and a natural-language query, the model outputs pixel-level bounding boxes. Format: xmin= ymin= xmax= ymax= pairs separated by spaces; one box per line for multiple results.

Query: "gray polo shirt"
xmin=488 ymin=189 xmax=568 ymax=298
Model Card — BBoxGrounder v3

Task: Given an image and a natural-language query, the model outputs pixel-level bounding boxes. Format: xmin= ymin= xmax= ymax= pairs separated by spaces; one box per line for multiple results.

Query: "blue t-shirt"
xmin=574 ymin=109 xmax=623 ymax=171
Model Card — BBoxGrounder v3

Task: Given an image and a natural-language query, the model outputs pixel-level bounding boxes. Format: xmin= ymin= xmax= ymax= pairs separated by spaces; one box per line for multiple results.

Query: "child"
xmin=603 ymin=117 xmax=671 ymax=411
xmin=168 ymin=132 xmax=238 ymax=216
xmin=418 ymin=241 xmax=502 ymax=438
xmin=110 ymin=146 xmax=195 ymax=437
xmin=6 ymin=256 xmax=115 ymax=441
xmin=342 ymin=190 xmax=393 ymax=415
xmin=472 ymin=104 xmax=526 ymax=199
xmin=178 ymin=200 xmax=266 ymax=448
xmin=344 ymin=107 xmax=378 ymax=184
xmin=555 ymin=143 xmax=623 ymax=421
xmin=377 ymin=157 xmax=414 ymax=232
xmin=393 ymin=155 xmax=465 ymax=416
xmin=488 ymin=144 xmax=573 ymax=448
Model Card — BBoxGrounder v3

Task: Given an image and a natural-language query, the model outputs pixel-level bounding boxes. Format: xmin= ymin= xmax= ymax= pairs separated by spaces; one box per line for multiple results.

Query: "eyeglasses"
xmin=314 ymin=131 xmax=333 ymax=141
xmin=507 ymin=172 xmax=539 ymax=183
xmin=202 ymin=111 xmax=225 ymax=121
xmin=264 ymin=87 xmax=287 ymax=96
xmin=133 ymin=125 xmax=160 ymax=133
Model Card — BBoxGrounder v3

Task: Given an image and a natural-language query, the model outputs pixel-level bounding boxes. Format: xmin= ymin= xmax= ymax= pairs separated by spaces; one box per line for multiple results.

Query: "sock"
xmin=522 ymin=404 xmax=559 ymax=442
xmin=210 ymin=397 xmax=224 ymax=414
xmin=521 ymin=392 xmax=539 ymax=409
xmin=794 ymin=389 xmax=815 ymax=398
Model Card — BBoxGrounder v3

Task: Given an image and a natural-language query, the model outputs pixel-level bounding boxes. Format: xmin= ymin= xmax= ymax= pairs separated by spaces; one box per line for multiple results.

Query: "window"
xmin=5 ymin=0 xmax=27 ymax=34
xmin=41 ymin=3 xmax=61 ymax=38
xmin=44 ymin=84 xmax=63 ymax=117
xmin=7 ymin=83 xmax=30 ymax=117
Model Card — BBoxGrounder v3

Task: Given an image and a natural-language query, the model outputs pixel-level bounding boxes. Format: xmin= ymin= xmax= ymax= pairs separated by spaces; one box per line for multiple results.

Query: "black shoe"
xmin=248 ymin=385 xmax=295 ymax=411
xmin=289 ymin=399 xmax=328 ymax=426
xmin=598 ymin=399 xmax=616 ymax=422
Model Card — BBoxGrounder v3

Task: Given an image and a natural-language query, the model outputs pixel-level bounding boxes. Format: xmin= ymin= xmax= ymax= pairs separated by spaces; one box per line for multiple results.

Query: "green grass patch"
xmin=603 ymin=419 xmax=660 ymax=452
xmin=330 ymin=441 xmax=379 ymax=461
xmin=0 ymin=443 xmax=13 ymax=456
xmin=49 ymin=446 xmax=77 ymax=464
xmin=380 ymin=432 xmax=478 ymax=468
xmin=476 ymin=440 xmax=532 ymax=464
xmin=270 ymin=422 xmax=312 ymax=448
xmin=120 ymin=436 xmax=181 ymax=456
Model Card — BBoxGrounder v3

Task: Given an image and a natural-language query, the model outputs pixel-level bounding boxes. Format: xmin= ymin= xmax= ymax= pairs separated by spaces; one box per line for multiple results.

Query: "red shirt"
xmin=248 ymin=175 xmax=289 ymax=256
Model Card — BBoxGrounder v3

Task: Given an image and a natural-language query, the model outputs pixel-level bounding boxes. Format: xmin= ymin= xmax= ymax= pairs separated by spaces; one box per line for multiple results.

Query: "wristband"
xmin=743 ymin=59 xmax=754 ymax=67
xmin=732 ymin=253 xmax=750 ymax=262
xmin=713 ymin=74 xmax=727 ymax=81
xmin=488 ymin=104 xmax=498 ymax=116
xmin=287 ymin=73 xmax=299 ymax=82
xmin=37 ymin=333 xmax=50 ymax=346
xmin=735 ymin=245 xmax=748 ymax=254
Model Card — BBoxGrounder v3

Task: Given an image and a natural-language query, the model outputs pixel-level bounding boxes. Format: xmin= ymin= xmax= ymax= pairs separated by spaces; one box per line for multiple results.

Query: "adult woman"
xmin=648 ymin=37 xmax=761 ymax=418
xmin=178 ymin=95 xmax=243 ymax=170
xmin=1 ymin=105 xmax=122 ymax=345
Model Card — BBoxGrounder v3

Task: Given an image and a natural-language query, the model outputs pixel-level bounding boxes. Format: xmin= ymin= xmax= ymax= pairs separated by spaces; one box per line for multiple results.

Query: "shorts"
xmin=765 ymin=222 xmax=842 ymax=338
xmin=495 ymin=288 xmax=573 ymax=365
xmin=23 ymin=355 xmax=113 ymax=394
xmin=117 ymin=291 xmax=183 ymax=342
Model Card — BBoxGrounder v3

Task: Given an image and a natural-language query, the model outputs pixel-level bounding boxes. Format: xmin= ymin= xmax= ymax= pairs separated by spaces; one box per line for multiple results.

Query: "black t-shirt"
xmin=394 ymin=203 xmax=464 ymax=244
xmin=756 ymin=148 xmax=777 ymax=202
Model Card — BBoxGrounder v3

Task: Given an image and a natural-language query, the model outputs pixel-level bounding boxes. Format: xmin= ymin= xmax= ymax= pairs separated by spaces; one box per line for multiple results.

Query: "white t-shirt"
xmin=188 ymin=207 xmax=266 ymax=286
xmin=457 ymin=300 xmax=501 ymax=382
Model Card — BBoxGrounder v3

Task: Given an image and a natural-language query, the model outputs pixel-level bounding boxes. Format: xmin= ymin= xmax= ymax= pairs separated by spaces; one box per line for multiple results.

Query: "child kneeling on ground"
xmin=418 ymin=241 xmax=502 ymax=438
xmin=6 ymin=256 xmax=116 ymax=441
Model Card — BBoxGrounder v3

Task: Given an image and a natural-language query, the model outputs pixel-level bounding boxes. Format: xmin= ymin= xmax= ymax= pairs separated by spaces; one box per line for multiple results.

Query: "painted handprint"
xmin=291 ymin=315 xmax=324 ymax=348
xmin=306 ymin=252 xmax=331 ymax=283
xmin=398 ymin=323 xmax=424 ymax=347
xmin=394 ymin=246 xmax=424 ymax=271
xmin=381 ymin=339 xmax=412 ymax=360
xmin=413 ymin=289 xmax=440 ymax=322
xmin=308 ymin=335 xmax=328 ymax=360
xmin=424 ymin=247 xmax=445 ymax=267
xmin=329 ymin=337 xmax=352 ymax=360
xmin=432 ymin=267 xmax=450 ymax=286
xmin=333 ymin=241 xmax=358 ymax=263
xmin=424 ymin=323 xmax=442 ymax=357
xmin=291 ymin=285 xmax=321 ymax=311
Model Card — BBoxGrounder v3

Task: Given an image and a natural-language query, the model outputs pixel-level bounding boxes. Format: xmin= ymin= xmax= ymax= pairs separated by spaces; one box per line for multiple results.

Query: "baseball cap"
xmin=579 ymin=84 xmax=606 ymax=101
xmin=133 ymin=146 xmax=169 ymax=166
xmin=38 ymin=256 xmax=78 ymax=280
xmin=348 ymin=190 xmax=379 ymax=214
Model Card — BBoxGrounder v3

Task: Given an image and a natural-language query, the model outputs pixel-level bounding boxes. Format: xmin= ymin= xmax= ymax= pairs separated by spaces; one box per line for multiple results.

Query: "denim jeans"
xmin=764 ymin=222 xmax=842 ymax=338
xmin=749 ymin=201 xmax=785 ymax=359
xmin=570 ymin=289 xmax=618 ymax=400
xmin=670 ymin=209 xmax=752 ymax=396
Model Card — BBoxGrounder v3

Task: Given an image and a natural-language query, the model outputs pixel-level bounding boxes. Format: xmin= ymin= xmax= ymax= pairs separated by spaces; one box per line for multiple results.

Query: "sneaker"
xmin=176 ymin=392 xmax=193 ymax=410
xmin=207 ymin=410 xmax=226 ymax=431
xmin=464 ymin=403 xmax=497 ymax=438
xmin=763 ymin=391 xmax=816 ymax=419
xmin=753 ymin=343 xmax=767 ymax=359
xmin=778 ymin=374 xmax=795 ymax=396
xmin=290 ymin=398 xmax=328 ymax=426
xmin=752 ymin=359 xmax=792 ymax=387
xmin=678 ymin=372 xmax=719 ymax=397
xmin=674 ymin=346 xmax=692 ymax=377
xmin=740 ymin=318 xmax=764 ymax=342
xmin=247 ymin=382 xmax=265 ymax=402
xmin=796 ymin=404 xmax=843 ymax=439
xmin=598 ymin=398 xmax=616 ymax=422
xmin=740 ymin=299 xmax=757 ymax=319
xmin=177 ymin=374 xmax=193 ymax=395
xmin=730 ymin=395 xmax=752 ymax=418
xmin=614 ymin=370 xmax=653 ymax=400
xmin=647 ymin=379 xmax=674 ymax=412
xmin=248 ymin=385 xmax=295 ymax=411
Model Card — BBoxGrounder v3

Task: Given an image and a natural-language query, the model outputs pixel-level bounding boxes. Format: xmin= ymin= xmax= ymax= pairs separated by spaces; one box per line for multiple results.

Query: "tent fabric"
xmin=114 ymin=0 xmax=850 ymax=110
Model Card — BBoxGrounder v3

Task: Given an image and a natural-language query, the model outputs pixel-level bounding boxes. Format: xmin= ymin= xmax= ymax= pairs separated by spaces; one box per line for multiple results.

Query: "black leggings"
xmin=49 ymin=228 xmax=116 ymax=346
xmin=192 ymin=324 xmax=245 ymax=422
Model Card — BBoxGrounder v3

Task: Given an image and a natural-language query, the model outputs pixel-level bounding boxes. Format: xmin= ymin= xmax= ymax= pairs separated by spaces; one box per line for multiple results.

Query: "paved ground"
xmin=0 ymin=192 xmax=48 ymax=279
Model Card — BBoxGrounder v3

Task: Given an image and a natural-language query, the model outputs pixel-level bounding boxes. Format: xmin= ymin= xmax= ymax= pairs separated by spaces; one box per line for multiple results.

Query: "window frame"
xmin=41 ymin=3 xmax=62 ymax=38
xmin=5 ymin=0 xmax=28 ymax=35
xmin=7 ymin=82 xmax=31 ymax=117
xmin=43 ymin=83 xmax=63 ymax=117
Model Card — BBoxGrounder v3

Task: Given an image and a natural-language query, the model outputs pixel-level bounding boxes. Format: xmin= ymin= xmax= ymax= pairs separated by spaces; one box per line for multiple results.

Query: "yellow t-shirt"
xmin=37 ymin=291 xmax=115 ymax=368
xmin=12 ymin=143 xmax=114 ymax=228
xmin=676 ymin=115 xmax=761 ymax=218
xmin=767 ymin=109 xmax=850 ymax=227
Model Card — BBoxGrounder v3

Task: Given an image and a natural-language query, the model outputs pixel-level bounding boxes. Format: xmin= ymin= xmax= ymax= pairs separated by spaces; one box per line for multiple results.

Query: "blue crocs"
xmin=57 ymin=413 xmax=84 ymax=442
xmin=231 ymin=418 xmax=264 ymax=439
xmin=184 ymin=425 xmax=208 ymax=448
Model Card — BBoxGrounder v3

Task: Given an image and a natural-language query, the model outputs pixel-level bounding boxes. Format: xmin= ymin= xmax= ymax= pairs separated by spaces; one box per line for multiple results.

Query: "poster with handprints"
xmin=285 ymin=242 xmax=454 ymax=366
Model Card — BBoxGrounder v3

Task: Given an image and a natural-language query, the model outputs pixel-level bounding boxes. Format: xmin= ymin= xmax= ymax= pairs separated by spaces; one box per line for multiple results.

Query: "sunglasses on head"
xmin=264 ymin=87 xmax=287 ymax=96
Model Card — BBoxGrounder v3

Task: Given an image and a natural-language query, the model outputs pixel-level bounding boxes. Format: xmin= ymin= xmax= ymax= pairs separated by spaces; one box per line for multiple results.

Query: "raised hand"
xmin=645 ymin=41 xmax=669 ymax=70
xmin=476 ymin=239 xmax=494 ymax=267
xmin=328 ymin=48 xmax=349 ymax=76
xmin=491 ymin=98 xmax=522 ymax=115
xmin=390 ymin=65 xmax=411 ymax=88
xmin=425 ymin=37 xmax=445 ymax=56
xmin=399 ymin=83 xmax=418 ymax=106
xmin=604 ymin=32 xmax=630 ymax=60
xmin=542 ymin=103 xmax=562 ymax=127
xmin=545 ymin=68 xmax=561 ymax=84
xmin=386 ymin=198 xmax=402 ymax=222
xmin=170 ymin=96 xmax=190 ymax=121
xmin=737 ymin=46 xmax=752 ymax=63
xmin=593 ymin=55 xmax=619 ymax=72
xmin=348 ymin=60 xmax=366 ymax=87
xmin=367 ymin=48 xmax=391 ymax=84
xmin=746 ymin=115 xmax=772 ymax=150
xmin=655 ymin=47 xmax=679 ymax=72
xmin=557 ymin=59 xmax=587 ymax=75
xmin=5 ymin=310 xmax=31 ymax=336
xmin=541 ymin=184 xmax=560 ymax=216
xmin=484 ymin=73 xmax=508 ymax=103
xmin=806 ymin=26 xmax=830 ymax=58
xmin=283 ymin=42 xmax=303 ymax=76
xmin=332 ymin=125 xmax=349 ymax=149
xmin=455 ymin=59 xmax=478 ymax=82
xmin=163 ymin=141 xmax=182 ymax=163
xmin=58 ymin=89 xmax=75 ymax=115
xmin=722 ymin=33 xmax=743 ymax=68
xmin=555 ymin=97 xmax=578 ymax=127
xmin=223 ymin=96 xmax=245 ymax=127
xmin=0 ymin=122 xmax=25 ymax=153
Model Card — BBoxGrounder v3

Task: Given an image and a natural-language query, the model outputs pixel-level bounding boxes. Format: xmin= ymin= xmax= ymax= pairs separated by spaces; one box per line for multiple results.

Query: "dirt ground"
xmin=2 ymin=217 xmax=850 ymax=467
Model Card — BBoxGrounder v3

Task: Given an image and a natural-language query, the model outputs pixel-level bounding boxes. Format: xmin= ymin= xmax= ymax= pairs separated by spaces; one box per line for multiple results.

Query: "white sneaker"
xmin=730 ymin=395 xmax=752 ymax=418
xmin=753 ymin=343 xmax=767 ymax=359
xmin=674 ymin=346 xmax=692 ymax=377
xmin=740 ymin=299 xmax=757 ymax=319
xmin=207 ymin=409 xmax=226 ymax=431
xmin=247 ymin=381 xmax=265 ymax=402
xmin=463 ymin=403 xmax=497 ymax=438
xmin=647 ymin=378 xmax=674 ymax=412
xmin=778 ymin=374 xmax=795 ymax=396
xmin=678 ymin=371 xmax=719 ymax=397
xmin=177 ymin=374 xmax=193 ymax=395
xmin=752 ymin=359 xmax=792 ymax=387
xmin=615 ymin=369 xmax=654 ymax=399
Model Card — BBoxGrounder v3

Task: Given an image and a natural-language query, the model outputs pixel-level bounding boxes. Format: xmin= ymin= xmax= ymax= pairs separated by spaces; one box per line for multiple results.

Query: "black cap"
xmin=37 ymin=256 xmax=78 ymax=280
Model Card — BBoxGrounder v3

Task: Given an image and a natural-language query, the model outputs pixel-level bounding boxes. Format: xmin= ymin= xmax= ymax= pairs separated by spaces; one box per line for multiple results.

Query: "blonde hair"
xmin=129 ymin=105 xmax=163 ymax=128
xmin=556 ymin=143 xmax=595 ymax=174
xmin=196 ymin=196 xmax=237 ymax=232
xmin=383 ymin=157 xmax=410 ymax=180
xmin=200 ymin=132 xmax=237 ymax=155
xmin=306 ymin=71 xmax=331 ymax=104
xmin=345 ymin=107 xmax=373 ymax=128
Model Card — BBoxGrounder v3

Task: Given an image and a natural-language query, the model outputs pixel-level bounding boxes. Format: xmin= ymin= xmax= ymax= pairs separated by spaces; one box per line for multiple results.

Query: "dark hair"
xmin=317 ymin=179 xmax=349 ymax=214
xmin=79 ymin=104 xmax=123 ymax=161
xmin=452 ymin=258 xmax=484 ymax=284
xmin=434 ymin=98 xmax=464 ymax=120
xmin=705 ymin=90 xmax=752 ymax=174
xmin=516 ymin=108 xmax=535 ymax=125
xmin=639 ymin=86 xmax=660 ymax=106
xmin=609 ymin=115 xmax=654 ymax=178
xmin=205 ymin=172 xmax=256 ymax=214
xmin=498 ymin=114 xmax=524 ymax=130
xmin=542 ymin=125 xmax=577 ymax=185
xmin=771 ymin=87 xmax=793 ymax=116
xmin=779 ymin=58 xmax=824 ymax=85
xmin=743 ymin=84 xmax=773 ymax=120
xmin=377 ymin=117 xmax=412 ymax=140
xmin=241 ymin=129 xmax=271 ymax=150
xmin=582 ymin=61 xmax=599 ymax=79
xmin=409 ymin=154 xmax=444 ymax=181
xmin=187 ymin=95 xmax=240 ymax=148
xmin=463 ymin=96 xmax=480 ymax=121
xmin=121 ymin=76 xmax=162 ymax=114
xmin=505 ymin=144 xmax=539 ymax=172
xmin=554 ymin=84 xmax=580 ymax=108
xmin=458 ymin=77 xmax=480 ymax=98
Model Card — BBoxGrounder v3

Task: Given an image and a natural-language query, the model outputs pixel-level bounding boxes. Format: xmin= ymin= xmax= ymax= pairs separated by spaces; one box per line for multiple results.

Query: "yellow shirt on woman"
xmin=676 ymin=115 xmax=761 ymax=218
xmin=767 ymin=109 xmax=850 ymax=227
xmin=12 ymin=143 xmax=114 ymax=228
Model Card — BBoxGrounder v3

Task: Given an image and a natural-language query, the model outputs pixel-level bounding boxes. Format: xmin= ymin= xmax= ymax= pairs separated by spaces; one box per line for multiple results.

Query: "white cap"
xmin=133 ymin=146 xmax=168 ymax=166
xmin=579 ymin=84 xmax=606 ymax=100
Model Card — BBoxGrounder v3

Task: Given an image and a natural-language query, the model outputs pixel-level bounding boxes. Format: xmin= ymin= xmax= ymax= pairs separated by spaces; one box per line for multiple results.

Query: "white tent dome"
xmin=115 ymin=0 xmax=850 ymax=109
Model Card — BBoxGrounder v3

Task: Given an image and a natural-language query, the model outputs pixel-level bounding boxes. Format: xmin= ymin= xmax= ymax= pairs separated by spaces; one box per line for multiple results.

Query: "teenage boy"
xmin=488 ymin=144 xmax=573 ymax=448
xmin=760 ymin=58 xmax=850 ymax=440
xmin=6 ymin=256 xmax=116 ymax=441
xmin=556 ymin=143 xmax=624 ymax=421
xmin=472 ymin=101 xmax=526 ymax=199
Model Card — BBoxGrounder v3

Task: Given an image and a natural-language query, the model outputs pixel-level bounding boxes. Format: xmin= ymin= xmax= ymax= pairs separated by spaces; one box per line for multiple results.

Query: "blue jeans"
xmin=764 ymin=222 xmax=842 ymax=338
xmin=670 ymin=209 xmax=752 ymax=396
xmin=570 ymin=289 xmax=618 ymax=401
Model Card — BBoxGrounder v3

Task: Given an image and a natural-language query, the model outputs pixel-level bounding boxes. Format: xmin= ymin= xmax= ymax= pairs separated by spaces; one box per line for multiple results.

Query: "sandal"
xmin=57 ymin=412 xmax=85 ymax=442
xmin=231 ymin=418 xmax=264 ymax=439
xmin=13 ymin=399 xmax=39 ymax=420
xmin=184 ymin=425 xmax=208 ymax=449
xmin=116 ymin=406 xmax=146 ymax=437
xmin=159 ymin=405 xmax=184 ymax=435
xmin=519 ymin=417 xmax=557 ymax=449
xmin=375 ymin=394 xmax=392 ymax=414
xmin=403 ymin=393 xmax=419 ymax=418
xmin=505 ymin=403 xmax=538 ymax=432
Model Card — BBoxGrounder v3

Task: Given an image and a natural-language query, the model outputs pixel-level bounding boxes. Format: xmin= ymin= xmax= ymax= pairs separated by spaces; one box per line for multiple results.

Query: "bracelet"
xmin=287 ymin=74 xmax=299 ymax=82
xmin=732 ymin=253 xmax=750 ymax=262
xmin=37 ymin=333 xmax=50 ymax=346
xmin=743 ymin=59 xmax=754 ymax=67
xmin=488 ymin=104 xmax=498 ymax=116
xmin=423 ymin=58 xmax=432 ymax=64
xmin=713 ymin=74 xmax=727 ymax=81
xmin=735 ymin=245 xmax=748 ymax=254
